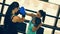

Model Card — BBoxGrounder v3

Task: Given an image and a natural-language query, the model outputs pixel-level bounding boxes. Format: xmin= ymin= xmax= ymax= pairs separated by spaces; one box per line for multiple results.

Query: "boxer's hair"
xmin=39 ymin=10 xmax=46 ymax=23
xmin=6 ymin=2 xmax=19 ymax=16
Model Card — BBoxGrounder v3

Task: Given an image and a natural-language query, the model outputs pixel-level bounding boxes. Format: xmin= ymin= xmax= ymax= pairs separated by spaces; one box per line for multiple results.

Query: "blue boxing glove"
xmin=19 ymin=6 xmax=26 ymax=17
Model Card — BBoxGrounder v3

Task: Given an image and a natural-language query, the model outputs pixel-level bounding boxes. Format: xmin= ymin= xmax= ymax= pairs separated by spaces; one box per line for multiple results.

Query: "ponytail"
xmin=39 ymin=10 xmax=46 ymax=23
xmin=42 ymin=12 xmax=46 ymax=23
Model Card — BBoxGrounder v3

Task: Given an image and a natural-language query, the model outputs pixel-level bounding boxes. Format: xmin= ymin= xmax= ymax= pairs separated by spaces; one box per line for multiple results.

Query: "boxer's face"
xmin=12 ymin=7 xmax=19 ymax=14
xmin=37 ymin=11 xmax=41 ymax=18
xmin=14 ymin=7 xmax=19 ymax=13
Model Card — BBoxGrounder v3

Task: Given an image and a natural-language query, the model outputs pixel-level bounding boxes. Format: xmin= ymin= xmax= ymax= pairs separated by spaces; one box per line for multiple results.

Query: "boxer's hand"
xmin=32 ymin=26 xmax=37 ymax=32
xmin=19 ymin=6 xmax=26 ymax=17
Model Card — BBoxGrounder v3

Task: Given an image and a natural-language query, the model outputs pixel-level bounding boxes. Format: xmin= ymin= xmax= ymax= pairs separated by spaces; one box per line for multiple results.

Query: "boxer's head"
xmin=37 ymin=10 xmax=46 ymax=22
xmin=11 ymin=2 xmax=19 ymax=14
xmin=6 ymin=2 xmax=19 ymax=15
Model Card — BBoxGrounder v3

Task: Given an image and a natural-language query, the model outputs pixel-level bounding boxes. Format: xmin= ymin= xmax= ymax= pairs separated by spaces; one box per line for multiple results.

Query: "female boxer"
xmin=26 ymin=10 xmax=46 ymax=34
xmin=4 ymin=2 xmax=24 ymax=34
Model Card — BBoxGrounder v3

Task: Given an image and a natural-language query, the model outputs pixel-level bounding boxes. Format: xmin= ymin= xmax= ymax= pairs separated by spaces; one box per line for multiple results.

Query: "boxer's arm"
xmin=26 ymin=13 xmax=36 ymax=17
xmin=32 ymin=23 xmax=42 ymax=32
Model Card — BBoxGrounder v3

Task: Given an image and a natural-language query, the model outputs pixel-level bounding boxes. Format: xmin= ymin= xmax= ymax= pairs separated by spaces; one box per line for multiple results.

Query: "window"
xmin=0 ymin=0 xmax=3 ymax=3
xmin=59 ymin=14 xmax=60 ymax=18
xmin=44 ymin=16 xmax=55 ymax=26
xmin=55 ymin=30 xmax=60 ymax=34
xmin=2 ymin=6 xmax=8 ymax=14
xmin=44 ymin=27 xmax=52 ymax=34
xmin=42 ymin=2 xmax=59 ymax=16
xmin=0 ymin=5 xmax=2 ymax=13
xmin=0 ymin=16 xmax=5 ymax=25
xmin=5 ymin=0 xmax=16 ymax=5
xmin=49 ymin=0 xmax=60 ymax=5
xmin=57 ymin=19 xmax=60 ymax=28
xmin=40 ymin=0 xmax=48 ymax=2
